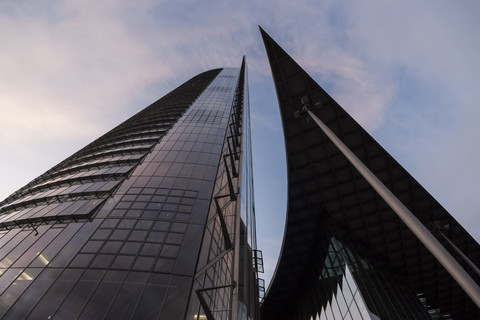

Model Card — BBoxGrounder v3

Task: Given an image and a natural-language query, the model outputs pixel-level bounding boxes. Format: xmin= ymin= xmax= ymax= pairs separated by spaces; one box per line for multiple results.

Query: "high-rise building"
xmin=259 ymin=28 xmax=480 ymax=320
xmin=0 ymin=59 xmax=260 ymax=319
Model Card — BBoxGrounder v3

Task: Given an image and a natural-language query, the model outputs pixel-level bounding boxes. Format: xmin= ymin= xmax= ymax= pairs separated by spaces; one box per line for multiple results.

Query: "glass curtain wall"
xmin=238 ymin=59 xmax=261 ymax=320
xmin=185 ymin=59 xmax=260 ymax=320
xmin=311 ymin=238 xmax=434 ymax=320
xmin=0 ymin=65 xmax=259 ymax=320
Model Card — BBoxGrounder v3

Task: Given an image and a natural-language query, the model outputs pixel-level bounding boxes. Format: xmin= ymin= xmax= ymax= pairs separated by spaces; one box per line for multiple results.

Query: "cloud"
xmin=1 ymin=0 xmax=479 ymax=283
xmin=336 ymin=0 xmax=480 ymax=240
xmin=0 ymin=0 xmax=399 ymax=148
xmin=0 ymin=0 xmax=174 ymax=140
xmin=247 ymin=0 xmax=400 ymax=131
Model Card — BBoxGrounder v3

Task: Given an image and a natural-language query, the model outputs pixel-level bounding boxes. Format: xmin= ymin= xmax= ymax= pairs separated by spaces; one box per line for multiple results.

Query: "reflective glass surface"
xmin=279 ymin=237 xmax=436 ymax=320
xmin=0 ymin=68 xmax=259 ymax=319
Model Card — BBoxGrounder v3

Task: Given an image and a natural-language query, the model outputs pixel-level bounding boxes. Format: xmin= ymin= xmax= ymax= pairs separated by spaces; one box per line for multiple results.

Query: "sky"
xmin=1 ymin=0 xmax=480 ymax=288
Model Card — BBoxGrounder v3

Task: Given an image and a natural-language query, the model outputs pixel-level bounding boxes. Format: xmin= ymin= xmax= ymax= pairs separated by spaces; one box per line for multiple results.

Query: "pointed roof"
xmin=259 ymin=27 xmax=480 ymax=319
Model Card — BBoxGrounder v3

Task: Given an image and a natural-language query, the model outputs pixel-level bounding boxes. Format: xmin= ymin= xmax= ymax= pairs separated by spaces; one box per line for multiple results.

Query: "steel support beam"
xmin=304 ymin=105 xmax=480 ymax=309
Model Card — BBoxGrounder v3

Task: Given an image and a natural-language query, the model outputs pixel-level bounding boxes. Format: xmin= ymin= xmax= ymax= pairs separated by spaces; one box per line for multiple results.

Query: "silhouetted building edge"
xmin=259 ymin=26 xmax=480 ymax=320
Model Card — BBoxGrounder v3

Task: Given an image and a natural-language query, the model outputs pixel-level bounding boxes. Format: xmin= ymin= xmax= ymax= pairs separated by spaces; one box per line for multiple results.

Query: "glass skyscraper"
xmin=0 ymin=59 xmax=260 ymax=319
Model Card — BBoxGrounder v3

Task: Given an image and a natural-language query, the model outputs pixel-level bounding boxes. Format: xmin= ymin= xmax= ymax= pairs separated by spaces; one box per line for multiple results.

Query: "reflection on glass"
xmin=0 ymin=68 xmax=260 ymax=319
xmin=313 ymin=238 xmax=437 ymax=320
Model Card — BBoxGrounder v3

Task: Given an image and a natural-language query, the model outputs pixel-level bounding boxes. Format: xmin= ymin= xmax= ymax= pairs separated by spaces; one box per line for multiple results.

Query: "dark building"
xmin=259 ymin=28 xmax=480 ymax=320
xmin=0 ymin=60 xmax=261 ymax=319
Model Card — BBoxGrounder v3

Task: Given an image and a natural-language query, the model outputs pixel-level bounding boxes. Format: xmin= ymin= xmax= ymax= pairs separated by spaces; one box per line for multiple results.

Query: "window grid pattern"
xmin=186 ymin=64 xmax=251 ymax=320
xmin=0 ymin=69 xmax=227 ymax=319
xmin=289 ymin=237 xmax=437 ymax=320
xmin=238 ymin=60 xmax=262 ymax=320
xmin=0 ymin=70 xmax=219 ymax=234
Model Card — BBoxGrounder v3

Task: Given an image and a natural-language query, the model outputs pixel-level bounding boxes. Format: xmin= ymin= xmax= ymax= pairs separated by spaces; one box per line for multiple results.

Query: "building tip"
xmin=241 ymin=56 xmax=246 ymax=69
xmin=258 ymin=26 xmax=271 ymax=40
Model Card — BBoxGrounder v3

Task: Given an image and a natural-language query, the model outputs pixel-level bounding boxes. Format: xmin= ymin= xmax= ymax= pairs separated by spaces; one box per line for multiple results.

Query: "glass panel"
xmin=111 ymin=255 xmax=134 ymax=270
xmin=12 ymin=227 xmax=59 ymax=268
xmin=120 ymin=242 xmax=141 ymax=255
xmin=28 ymin=269 xmax=83 ymax=316
xmin=130 ymin=283 xmax=167 ymax=319
xmin=0 ymin=268 xmax=23 ymax=295
xmin=54 ymin=270 xmax=103 ymax=319
xmin=29 ymin=223 xmax=81 ymax=268
xmin=78 ymin=271 xmax=125 ymax=320
xmin=100 ymin=241 xmax=123 ymax=254
xmin=105 ymin=272 xmax=147 ymax=319
xmin=49 ymin=220 xmax=102 ymax=267
xmin=2 ymin=268 xmax=62 ymax=319
xmin=158 ymin=275 xmax=190 ymax=320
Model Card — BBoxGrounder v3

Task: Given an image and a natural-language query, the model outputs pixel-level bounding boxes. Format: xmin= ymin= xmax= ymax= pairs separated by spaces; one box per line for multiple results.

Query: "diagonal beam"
xmin=303 ymin=103 xmax=480 ymax=310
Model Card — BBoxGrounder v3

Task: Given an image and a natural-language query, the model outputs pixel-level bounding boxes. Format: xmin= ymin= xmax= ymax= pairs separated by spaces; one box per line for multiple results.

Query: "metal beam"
xmin=303 ymin=105 xmax=480 ymax=309
xmin=438 ymin=229 xmax=480 ymax=278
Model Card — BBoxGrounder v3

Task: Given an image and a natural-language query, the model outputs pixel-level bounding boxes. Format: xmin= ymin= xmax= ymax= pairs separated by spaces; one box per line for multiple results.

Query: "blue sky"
xmin=1 ymin=0 xmax=479 ymax=287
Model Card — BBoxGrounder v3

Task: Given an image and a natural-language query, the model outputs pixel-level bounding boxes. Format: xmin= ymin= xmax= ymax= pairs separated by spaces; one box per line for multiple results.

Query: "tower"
xmin=0 ymin=60 xmax=260 ymax=319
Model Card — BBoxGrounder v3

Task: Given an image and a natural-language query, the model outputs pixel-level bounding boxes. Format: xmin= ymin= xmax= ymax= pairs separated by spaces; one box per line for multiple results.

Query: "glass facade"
xmin=312 ymin=264 xmax=375 ymax=320
xmin=272 ymin=236 xmax=437 ymax=320
xmin=184 ymin=60 xmax=261 ymax=320
xmin=315 ymin=238 xmax=432 ymax=320
xmin=0 ymin=62 xmax=259 ymax=319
